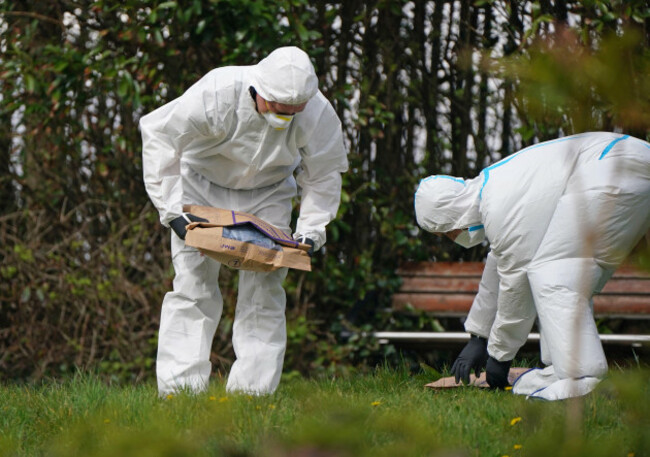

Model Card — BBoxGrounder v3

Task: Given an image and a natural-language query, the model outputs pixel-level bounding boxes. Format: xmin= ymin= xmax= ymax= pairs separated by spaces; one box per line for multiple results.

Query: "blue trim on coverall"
xmin=478 ymin=133 xmax=591 ymax=199
xmin=414 ymin=175 xmax=466 ymax=213
xmin=598 ymin=134 xmax=629 ymax=160
xmin=420 ymin=175 xmax=466 ymax=185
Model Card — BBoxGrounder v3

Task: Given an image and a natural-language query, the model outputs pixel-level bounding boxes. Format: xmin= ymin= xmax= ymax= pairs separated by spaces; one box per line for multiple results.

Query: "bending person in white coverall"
xmin=140 ymin=47 xmax=348 ymax=396
xmin=415 ymin=132 xmax=650 ymax=401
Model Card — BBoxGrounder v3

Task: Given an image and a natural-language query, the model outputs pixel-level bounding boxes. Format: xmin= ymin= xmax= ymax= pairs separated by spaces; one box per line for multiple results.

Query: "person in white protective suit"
xmin=140 ymin=46 xmax=348 ymax=396
xmin=414 ymin=132 xmax=650 ymax=401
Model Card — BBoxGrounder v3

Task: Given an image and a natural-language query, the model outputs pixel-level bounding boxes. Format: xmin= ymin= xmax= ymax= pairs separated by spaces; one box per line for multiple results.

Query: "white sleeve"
xmin=293 ymin=96 xmax=348 ymax=249
xmin=140 ymin=75 xmax=223 ymax=226
xmin=464 ymin=251 xmax=499 ymax=338
xmin=487 ymin=259 xmax=538 ymax=362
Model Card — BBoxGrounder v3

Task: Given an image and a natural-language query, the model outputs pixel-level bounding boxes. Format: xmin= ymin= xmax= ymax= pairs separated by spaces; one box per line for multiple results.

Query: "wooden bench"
xmin=375 ymin=261 xmax=650 ymax=347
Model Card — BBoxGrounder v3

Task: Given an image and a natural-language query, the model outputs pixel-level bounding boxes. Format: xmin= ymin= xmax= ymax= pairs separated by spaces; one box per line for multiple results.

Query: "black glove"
xmin=450 ymin=334 xmax=488 ymax=384
xmin=303 ymin=238 xmax=315 ymax=257
xmin=169 ymin=213 xmax=209 ymax=240
xmin=486 ymin=356 xmax=512 ymax=390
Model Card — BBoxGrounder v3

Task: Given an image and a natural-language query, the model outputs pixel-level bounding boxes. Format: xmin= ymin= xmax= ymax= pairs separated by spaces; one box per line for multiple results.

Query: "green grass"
xmin=0 ymin=367 xmax=648 ymax=457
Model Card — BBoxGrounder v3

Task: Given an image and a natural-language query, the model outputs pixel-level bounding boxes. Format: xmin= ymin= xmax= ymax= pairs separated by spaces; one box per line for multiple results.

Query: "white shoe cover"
xmin=512 ymin=366 xmax=601 ymax=400
xmin=512 ymin=366 xmax=559 ymax=396
xmin=527 ymin=377 xmax=601 ymax=401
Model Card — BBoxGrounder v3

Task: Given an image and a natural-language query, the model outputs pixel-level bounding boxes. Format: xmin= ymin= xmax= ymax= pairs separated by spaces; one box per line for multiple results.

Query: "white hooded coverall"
xmin=140 ymin=47 xmax=348 ymax=395
xmin=415 ymin=132 xmax=650 ymax=400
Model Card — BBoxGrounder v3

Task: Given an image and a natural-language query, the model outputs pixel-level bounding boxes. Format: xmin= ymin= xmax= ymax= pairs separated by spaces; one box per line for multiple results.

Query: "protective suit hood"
xmin=414 ymin=174 xmax=482 ymax=234
xmin=251 ymin=46 xmax=318 ymax=105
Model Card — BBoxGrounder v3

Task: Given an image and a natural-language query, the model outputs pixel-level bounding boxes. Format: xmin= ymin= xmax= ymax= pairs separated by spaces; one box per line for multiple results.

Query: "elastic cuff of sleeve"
xmin=294 ymin=233 xmax=322 ymax=250
xmin=488 ymin=355 xmax=512 ymax=367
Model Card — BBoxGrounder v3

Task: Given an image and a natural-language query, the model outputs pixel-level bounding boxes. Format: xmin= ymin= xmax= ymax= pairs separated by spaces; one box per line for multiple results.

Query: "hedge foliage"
xmin=1 ymin=0 xmax=649 ymax=382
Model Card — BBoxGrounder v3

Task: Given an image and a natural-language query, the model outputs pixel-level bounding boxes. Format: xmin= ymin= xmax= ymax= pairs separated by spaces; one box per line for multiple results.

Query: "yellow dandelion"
xmin=371 ymin=401 xmax=381 ymax=406
xmin=209 ymin=396 xmax=216 ymax=401
xmin=218 ymin=396 xmax=228 ymax=403
xmin=166 ymin=394 xmax=174 ymax=400
xmin=268 ymin=404 xmax=276 ymax=410
xmin=501 ymin=455 xmax=510 ymax=457
xmin=510 ymin=417 xmax=522 ymax=426
xmin=514 ymin=444 xmax=522 ymax=450
xmin=505 ymin=386 xmax=513 ymax=391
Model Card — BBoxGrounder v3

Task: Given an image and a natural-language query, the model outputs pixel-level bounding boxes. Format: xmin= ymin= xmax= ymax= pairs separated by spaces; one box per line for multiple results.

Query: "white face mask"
xmin=263 ymin=99 xmax=294 ymax=130
xmin=264 ymin=111 xmax=294 ymax=130
xmin=454 ymin=226 xmax=485 ymax=248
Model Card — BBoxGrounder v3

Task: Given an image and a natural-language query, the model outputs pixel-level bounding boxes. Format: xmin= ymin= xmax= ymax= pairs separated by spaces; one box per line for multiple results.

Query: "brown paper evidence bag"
xmin=182 ymin=204 xmax=312 ymax=272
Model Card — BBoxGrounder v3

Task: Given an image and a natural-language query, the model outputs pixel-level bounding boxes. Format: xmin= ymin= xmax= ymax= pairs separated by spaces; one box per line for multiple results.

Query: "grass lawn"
xmin=0 ymin=366 xmax=647 ymax=456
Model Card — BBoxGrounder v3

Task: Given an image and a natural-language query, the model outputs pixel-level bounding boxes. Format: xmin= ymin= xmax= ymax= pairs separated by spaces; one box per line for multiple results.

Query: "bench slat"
xmin=392 ymin=293 xmax=650 ymax=317
xmin=393 ymin=262 xmax=650 ymax=318
xmin=399 ymin=276 xmax=480 ymax=292
xmin=599 ymin=279 xmax=650 ymax=294
xmin=392 ymin=293 xmax=475 ymax=315
xmin=397 ymin=262 xmax=650 ymax=279
xmin=398 ymin=276 xmax=650 ymax=295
